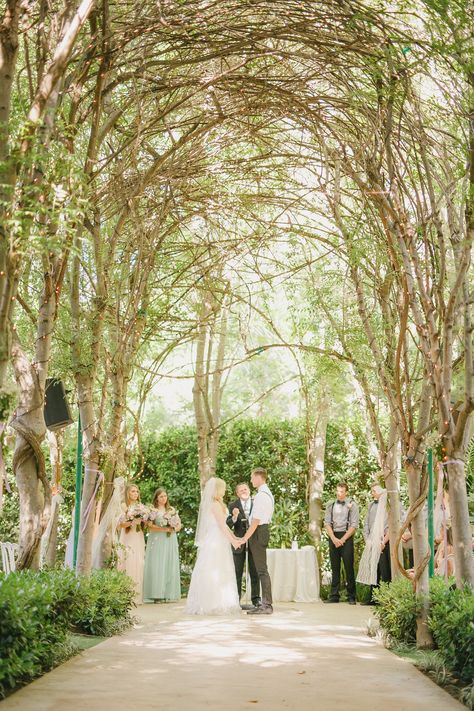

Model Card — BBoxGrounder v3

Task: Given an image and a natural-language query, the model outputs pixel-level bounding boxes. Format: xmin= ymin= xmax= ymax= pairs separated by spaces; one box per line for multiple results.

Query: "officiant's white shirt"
xmin=240 ymin=497 xmax=252 ymax=517
xmin=250 ymin=484 xmax=274 ymax=524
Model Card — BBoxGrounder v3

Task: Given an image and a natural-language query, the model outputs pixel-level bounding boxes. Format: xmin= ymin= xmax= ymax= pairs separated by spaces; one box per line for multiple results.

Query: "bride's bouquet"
xmin=124 ymin=503 xmax=150 ymax=532
xmin=149 ymin=508 xmax=181 ymax=536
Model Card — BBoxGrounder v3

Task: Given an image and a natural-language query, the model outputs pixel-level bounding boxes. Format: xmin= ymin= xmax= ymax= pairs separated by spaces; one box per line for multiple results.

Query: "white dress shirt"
xmin=250 ymin=484 xmax=274 ymax=524
xmin=241 ymin=497 xmax=252 ymax=518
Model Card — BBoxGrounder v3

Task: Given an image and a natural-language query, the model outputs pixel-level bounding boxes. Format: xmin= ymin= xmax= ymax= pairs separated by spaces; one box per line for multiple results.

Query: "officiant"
xmin=226 ymin=482 xmax=261 ymax=608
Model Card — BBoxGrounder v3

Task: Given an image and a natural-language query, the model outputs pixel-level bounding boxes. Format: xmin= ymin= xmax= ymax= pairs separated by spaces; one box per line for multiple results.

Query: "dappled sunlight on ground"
xmin=117 ymin=604 xmax=376 ymax=670
xmin=1 ymin=602 xmax=463 ymax=711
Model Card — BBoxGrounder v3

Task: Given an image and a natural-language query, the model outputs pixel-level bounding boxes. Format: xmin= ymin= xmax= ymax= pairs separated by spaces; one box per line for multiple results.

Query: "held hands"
xmin=333 ymin=537 xmax=344 ymax=548
xmin=231 ymin=536 xmax=242 ymax=549
xmin=147 ymin=522 xmax=176 ymax=533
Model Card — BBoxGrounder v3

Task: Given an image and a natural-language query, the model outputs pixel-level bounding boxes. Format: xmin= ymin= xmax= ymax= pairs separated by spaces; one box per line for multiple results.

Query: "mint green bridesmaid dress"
xmin=143 ymin=520 xmax=181 ymax=602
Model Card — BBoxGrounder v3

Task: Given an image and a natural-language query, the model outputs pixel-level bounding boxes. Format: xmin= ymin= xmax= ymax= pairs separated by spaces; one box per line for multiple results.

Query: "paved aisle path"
xmin=1 ymin=602 xmax=463 ymax=711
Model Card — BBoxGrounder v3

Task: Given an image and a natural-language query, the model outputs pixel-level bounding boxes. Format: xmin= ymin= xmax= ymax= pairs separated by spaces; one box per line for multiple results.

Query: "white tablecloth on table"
xmin=267 ymin=546 xmax=320 ymax=602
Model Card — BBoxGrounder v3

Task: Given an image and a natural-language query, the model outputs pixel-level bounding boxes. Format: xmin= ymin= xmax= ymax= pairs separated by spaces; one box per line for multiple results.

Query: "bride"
xmin=186 ymin=477 xmax=242 ymax=615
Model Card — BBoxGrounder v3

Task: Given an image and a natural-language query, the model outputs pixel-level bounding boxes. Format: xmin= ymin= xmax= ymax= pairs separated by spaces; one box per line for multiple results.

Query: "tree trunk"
xmin=383 ymin=420 xmax=403 ymax=579
xmin=10 ymin=257 xmax=60 ymax=569
xmin=0 ymin=2 xmax=20 ymax=388
xmin=308 ymin=410 xmax=328 ymax=546
xmin=405 ymin=460 xmax=433 ymax=649
xmin=70 ymin=213 xmax=106 ymax=574
xmin=42 ymin=492 xmax=62 ymax=568
xmin=100 ymin=365 xmax=126 ymax=514
xmin=10 ymin=339 xmax=50 ymax=570
xmin=75 ymin=373 xmax=102 ymax=576
xmin=446 ymin=457 xmax=474 ymax=587
xmin=192 ymin=288 xmax=229 ymax=488
xmin=193 ymin=294 xmax=213 ymax=487
xmin=207 ymin=299 xmax=228 ymax=474
xmin=41 ymin=430 xmax=64 ymax=567
xmin=0 ymin=0 xmax=97 ymax=390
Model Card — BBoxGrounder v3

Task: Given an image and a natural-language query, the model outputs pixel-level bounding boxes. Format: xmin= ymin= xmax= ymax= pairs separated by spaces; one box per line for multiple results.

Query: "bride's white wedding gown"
xmin=186 ymin=506 xmax=241 ymax=615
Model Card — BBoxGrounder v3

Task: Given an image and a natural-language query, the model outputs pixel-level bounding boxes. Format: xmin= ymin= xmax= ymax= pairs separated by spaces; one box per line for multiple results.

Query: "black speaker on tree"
xmin=44 ymin=378 xmax=74 ymax=431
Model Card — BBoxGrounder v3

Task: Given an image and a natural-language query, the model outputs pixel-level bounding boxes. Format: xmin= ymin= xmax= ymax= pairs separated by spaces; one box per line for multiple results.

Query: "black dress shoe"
xmin=240 ymin=604 xmax=256 ymax=610
xmin=347 ymin=600 xmax=356 ymax=605
xmin=247 ymin=605 xmax=273 ymax=615
xmin=360 ymin=600 xmax=376 ymax=606
xmin=323 ymin=599 xmax=339 ymax=603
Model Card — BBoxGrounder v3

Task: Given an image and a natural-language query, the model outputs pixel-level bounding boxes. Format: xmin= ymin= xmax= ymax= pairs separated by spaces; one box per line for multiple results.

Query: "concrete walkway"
xmin=1 ymin=602 xmax=463 ymax=711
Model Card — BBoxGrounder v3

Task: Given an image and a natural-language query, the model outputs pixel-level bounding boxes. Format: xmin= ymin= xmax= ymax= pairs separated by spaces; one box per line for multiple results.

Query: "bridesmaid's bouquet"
xmin=149 ymin=508 xmax=181 ymax=536
xmin=125 ymin=503 xmax=150 ymax=532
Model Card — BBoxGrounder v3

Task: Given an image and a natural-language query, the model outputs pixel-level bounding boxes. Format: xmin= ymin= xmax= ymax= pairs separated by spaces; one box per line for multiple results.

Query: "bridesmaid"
xmin=143 ymin=488 xmax=182 ymax=602
xmin=117 ymin=483 xmax=146 ymax=604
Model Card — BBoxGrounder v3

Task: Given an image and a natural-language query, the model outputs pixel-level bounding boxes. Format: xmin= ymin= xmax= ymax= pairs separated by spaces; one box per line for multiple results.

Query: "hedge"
xmin=0 ymin=568 xmax=135 ymax=698
xmin=373 ymin=577 xmax=474 ymax=684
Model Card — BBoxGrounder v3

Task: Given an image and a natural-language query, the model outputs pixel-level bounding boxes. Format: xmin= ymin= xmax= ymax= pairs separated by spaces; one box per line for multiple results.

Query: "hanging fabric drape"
xmin=357 ymin=488 xmax=388 ymax=586
xmin=91 ymin=476 xmax=126 ymax=569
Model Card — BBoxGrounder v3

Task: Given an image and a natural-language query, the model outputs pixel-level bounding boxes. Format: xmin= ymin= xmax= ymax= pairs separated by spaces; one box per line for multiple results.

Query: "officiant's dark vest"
xmin=227 ymin=499 xmax=252 ymax=539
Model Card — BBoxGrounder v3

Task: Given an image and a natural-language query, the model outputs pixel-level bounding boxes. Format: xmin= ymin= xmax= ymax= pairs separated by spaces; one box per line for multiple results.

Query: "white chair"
xmin=0 ymin=542 xmax=19 ymax=574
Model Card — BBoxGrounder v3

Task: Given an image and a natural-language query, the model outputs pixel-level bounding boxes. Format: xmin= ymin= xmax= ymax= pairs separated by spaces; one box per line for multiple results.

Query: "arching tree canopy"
xmin=1 ymin=0 xmax=473 ymax=644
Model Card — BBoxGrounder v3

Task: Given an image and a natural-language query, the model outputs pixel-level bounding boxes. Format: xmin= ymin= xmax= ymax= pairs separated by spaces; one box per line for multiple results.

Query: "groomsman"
xmin=324 ymin=482 xmax=359 ymax=604
xmin=241 ymin=467 xmax=274 ymax=615
xmin=226 ymin=482 xmax=261 ymax=609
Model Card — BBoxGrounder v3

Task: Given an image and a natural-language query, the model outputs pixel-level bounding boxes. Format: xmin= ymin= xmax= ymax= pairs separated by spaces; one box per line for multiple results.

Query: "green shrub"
xmin=71 ymin=569 xmax=136 ymax=636
xmin=415 ymin=650 xmax=449 ymax=685
xmin=0 ymin=569 xmax=79 ymax=697
xmin=0 ymin=568 xmax=135 ymax=698
xmin=374 ymin=576 xmax=474 ymax=685
xmin=428 ymin=580 xmax=474 ymax=684
xmin=460 ymin=682 xmax=474 ymax=710
xmin=373 ymin=577 xmax=419 ymax=645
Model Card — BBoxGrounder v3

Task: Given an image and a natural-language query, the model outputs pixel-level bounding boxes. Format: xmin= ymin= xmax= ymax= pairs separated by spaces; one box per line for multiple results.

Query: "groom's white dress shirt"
xmin=250 ymin=484 xmax=274 ymax=524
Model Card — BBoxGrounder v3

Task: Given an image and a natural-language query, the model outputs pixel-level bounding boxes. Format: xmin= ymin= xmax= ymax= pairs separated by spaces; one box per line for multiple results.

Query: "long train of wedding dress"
xmin=186 ymin=507 xmax=240 ymax=615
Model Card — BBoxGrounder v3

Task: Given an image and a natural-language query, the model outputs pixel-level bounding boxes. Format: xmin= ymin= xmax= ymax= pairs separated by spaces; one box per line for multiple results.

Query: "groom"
xmin=226 ymin=483 xmax=261 ymax=609
xmin=240 ymin=467 xmax=274 ymax=615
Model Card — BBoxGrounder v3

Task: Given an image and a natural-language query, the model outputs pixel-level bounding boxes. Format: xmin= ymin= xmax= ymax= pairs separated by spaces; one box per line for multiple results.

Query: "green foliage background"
xmin=4 ymin=415 xmax=473 ymax=583
xmin=133 ymin=416 xmax=378 ymax=577
xmin=0 ymin=416 xmax=379 ymax=579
